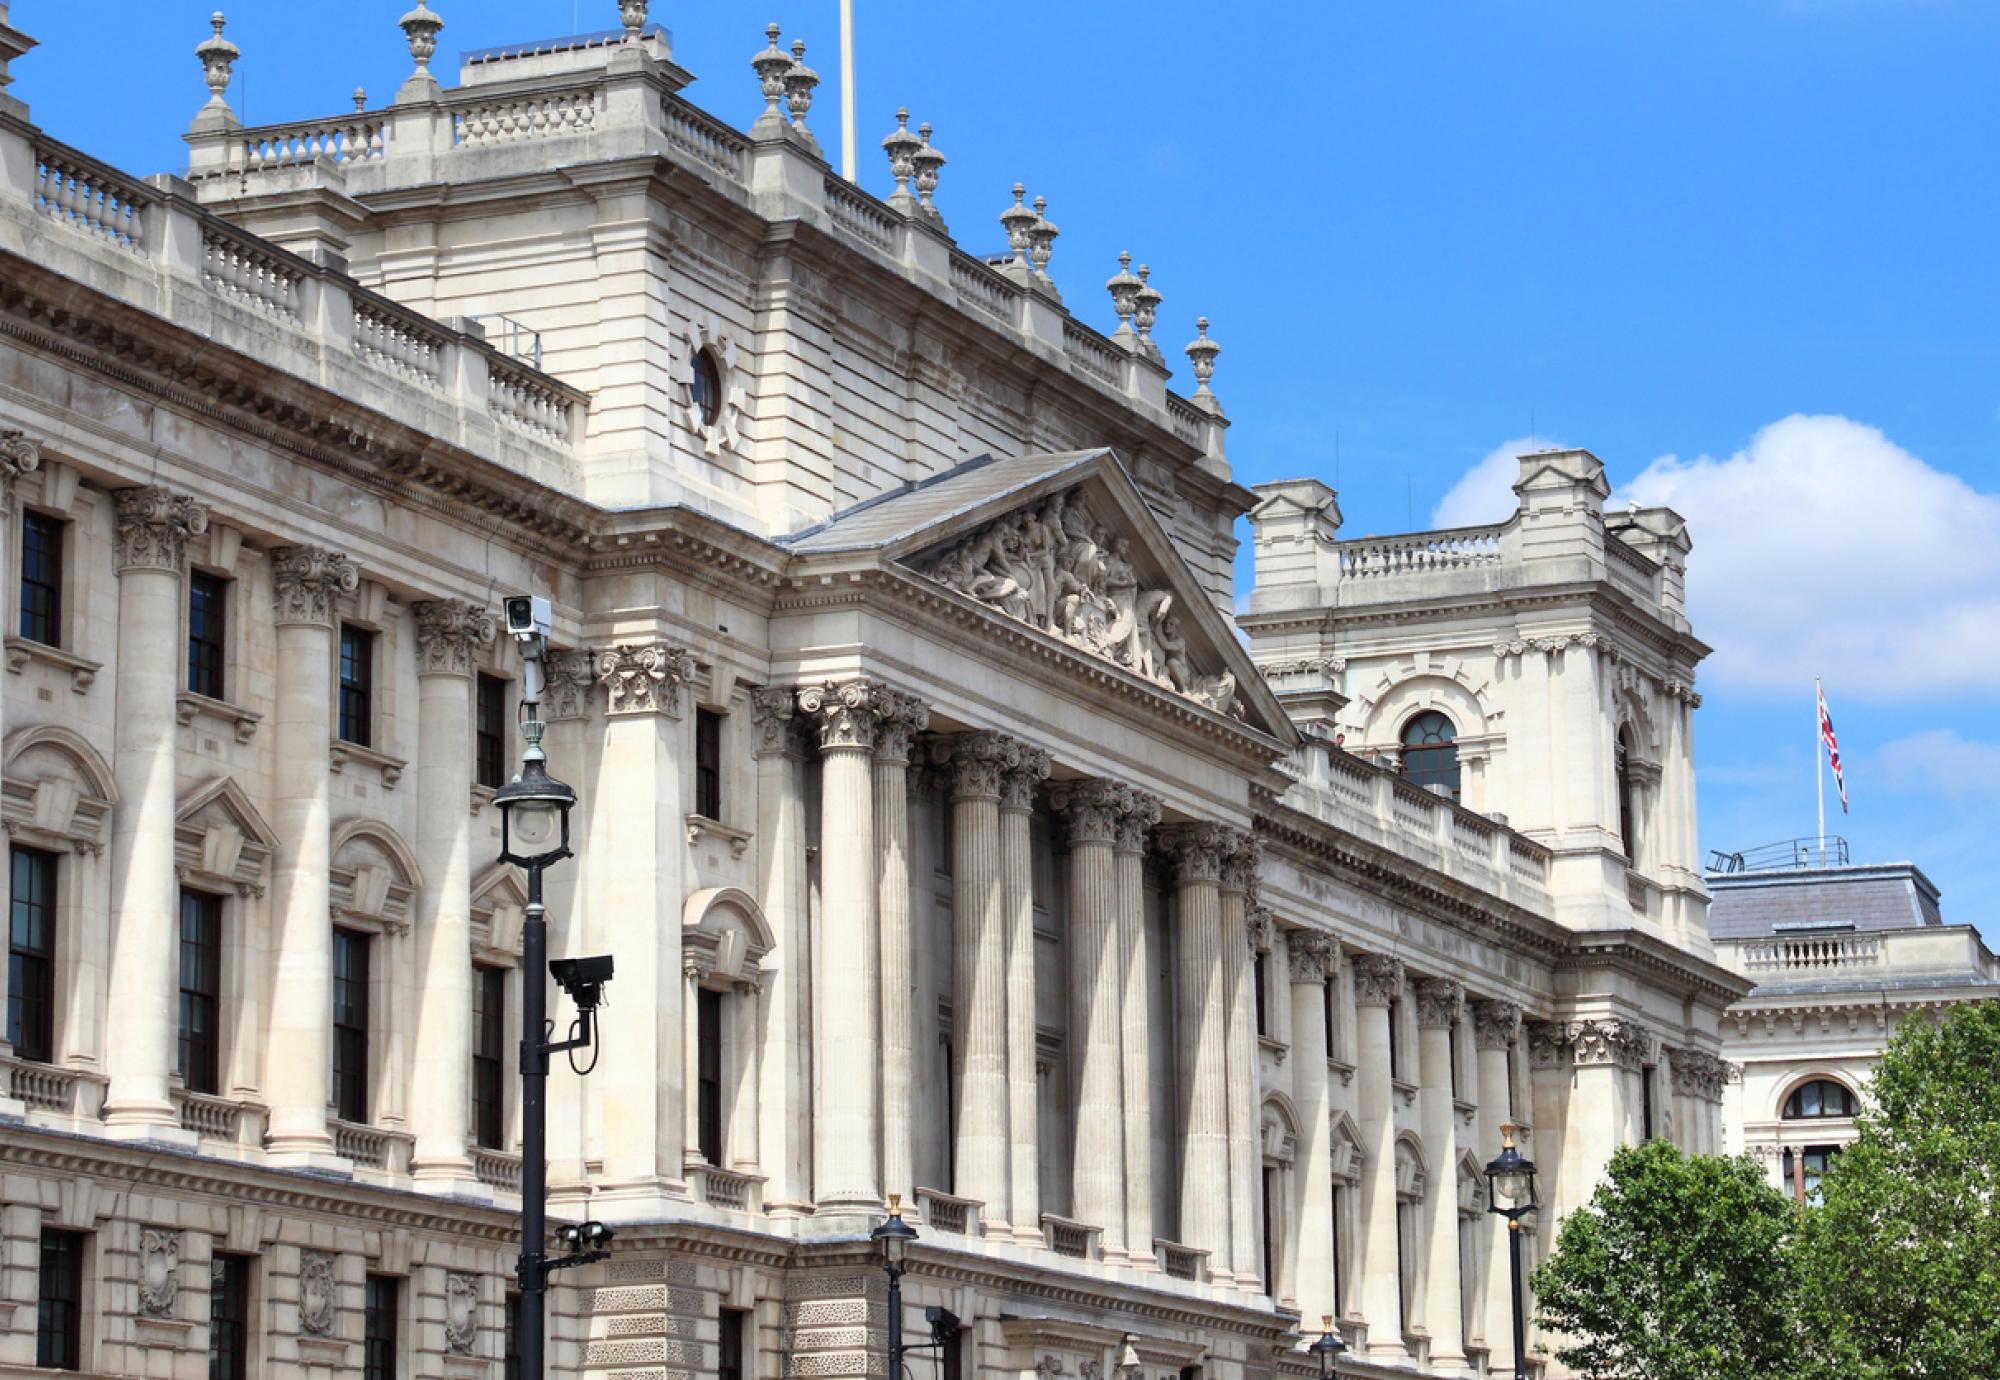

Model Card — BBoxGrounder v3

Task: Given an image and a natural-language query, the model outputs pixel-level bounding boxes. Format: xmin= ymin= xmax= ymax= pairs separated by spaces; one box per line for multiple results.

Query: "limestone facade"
xmin=0 ymin=6 xmax=1743 ymax=1379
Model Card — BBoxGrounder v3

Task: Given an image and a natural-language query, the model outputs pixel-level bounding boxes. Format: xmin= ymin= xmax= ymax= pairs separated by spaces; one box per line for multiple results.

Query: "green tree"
xmin=1796 ymin=1000 xmax=2000 ymax=1380
xmin=1529 ymin=1138 xmax=1803 ymax=1380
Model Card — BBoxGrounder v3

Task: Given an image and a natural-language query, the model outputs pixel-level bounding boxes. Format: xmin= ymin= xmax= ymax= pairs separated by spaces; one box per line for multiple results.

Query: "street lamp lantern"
xmin=494 ymin=718 xmax=574 ymax=866
xmin=872 ymin=1196 xmax=956 ymax=1379
xmin=872 ymin=1193 xmax=918 ymax=1273
xmin=1485 ymin=1123 xmax=1540 ymax=1378
xmin=1307 ymin=1315 xmax=1346 ymax=1379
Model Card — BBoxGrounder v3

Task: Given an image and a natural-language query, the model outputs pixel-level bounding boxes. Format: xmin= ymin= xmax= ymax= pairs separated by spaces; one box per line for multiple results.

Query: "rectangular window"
xmin=1387 ymin=998 xmax=1403 ymax=1080
xmin=7 ymin=845 xmax=57 ymax=1063
xmin=1642 ymin=1065 xmax=1657 ymax=1141
xmin=37 ymin=1227 xmax=84 ymax=1370
xmin=187 ymin=571 xmax=228 ymax=700
xmin=696 ymin=987 xmax=723 ymax=1164
xmin=1507 ymin=1039 xmax=1519 ymax=1119
xmin=1330 ymin=1183 xmax=1345 ymax=1316
xmin=718 ymin=1306 xmax=749 ymax=1380
xmin=338 ymin=624 xmax=373 ymax=748
xmin=476 ymin=674 xmax=509 ymax=791
xmin=941 ymin=1314 xmax=964 ymax=1380
xmin=1448 ymin=1021 xmax=1461 ymax=1101
xmin=1395 ymin=1201 xmax=1415 ymax=1333
xmin=472 ymin=964 xmax=506 ymax=1150
xmin=1260 ymin=1165 xmax=1276 ymax=1295
xmin=1323 ymin=973 xmax=1338 ymax=1061
xmin=178 ymin=890 xmax=223 ymax=1095
xmin=1253 ymin=951 xmax=1269 ymax=1038
xmin=694 ymin=708 xmax=723 ymax=821
xmin=503 ymin=1293 xmax=522 ymax=1380
xmin=19 ymin=510 xmax=63 ymax=647
xmin=332 ymin=928 xmax=371 ymax=1124
xmin=209 ymin=1254 xmax=251 ymax=1380
xmin=363 ymin=1274 xmax=399 ymax=1380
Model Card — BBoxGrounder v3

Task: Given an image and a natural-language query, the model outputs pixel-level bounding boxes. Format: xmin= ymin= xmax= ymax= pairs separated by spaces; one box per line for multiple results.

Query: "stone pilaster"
xmin=1351 ymin=953 xmax=1406 ymax=1358
xmin=1115 ymin=788 xmax=1161 ymax=1262
xmin=1414 ymin=976 xmax=1466 ymax=1366
xmin=1051 ymin=778 xmax=1128 ymax=1258
xmin=1001 ymin=744 xmax=1050 ymax=1242
xmin=1160 ymin=821 xmax=1229 ymax=1269
xmin=942 ymin=730 xmax=1014 ymax=1229
xmin=799 ymin=679 xmax=885 ymax=1215
xmin=1287 ymin=928 xmax=1338 ymax=1324
xmin=0 ymin=433 xmax=37 ymax=1068
xmin=265 ymin=544 xmax=360 ymax=1164
xmin=1219 ymin=828 xmax=1262 ymax=1285
xmin=749 ymin=687 xmax=811 ymax=1214
xmin=1471 ymin=998 xmax=1522 ymax=1368
xmin=408 ymin=599 xmax=495 ymax=1190
xmin=872 ymin=689 xmax=928 ymax=1205
xmin=102 ymin=488 xmax=210 ymax=1140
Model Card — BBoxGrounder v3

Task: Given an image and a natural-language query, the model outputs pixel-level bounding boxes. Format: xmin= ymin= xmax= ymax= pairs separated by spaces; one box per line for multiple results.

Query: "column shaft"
xmin=1163 ymin=824 xmax=1229 ymax=1270
xmin=732 ymin=981 xmax=761 ymax=1170
xmin=0 ymin=435 xmax=38 ymax=1069
xmin=265 ymin=546 xmax=357 ymax=1162
xmin=873 ymin=693 xmax=925 ymax=1202
xmin=946 ymin=733 xmax=1011 ymax=1227
xmin=1219 ymin=832 xmax=1262 ymax=1284
xmin=409 ymin=601 xmax=494 ymax=1186
xmin=1472 ymin=1000 xmax=1523 ymax=1371
xmin=749 ymin=689 xmax=810 ymax=1214
xmin=1352 ymin=955 xmax=1406 ymax=1358
xmin=1002 ymin=748 xmax=1050 ymax=1241
xmin=1115 ymin=792 xmax=1161 ymax=1262
xmin=1289 ymin=931 xmax=1338 ymax=1325
xmin=1054 ymin=781 xmax=1126 ymax=1257
xmin=103 ymin=489 xmax=207 ymax=1135
xmin=1416 ymin=978 xmax=1467 ymax=1366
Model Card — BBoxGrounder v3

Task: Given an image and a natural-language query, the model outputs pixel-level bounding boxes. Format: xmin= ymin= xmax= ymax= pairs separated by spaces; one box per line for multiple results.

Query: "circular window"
xmin=690 ymin=346 xmax=722 ymax=427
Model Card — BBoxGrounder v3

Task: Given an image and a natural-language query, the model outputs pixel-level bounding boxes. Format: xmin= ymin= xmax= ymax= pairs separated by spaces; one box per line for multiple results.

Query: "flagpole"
xmin=1815 ymin=675 xmax=1825 ymax=867
xmin=839 ymin=0 xmax=857 ymax=181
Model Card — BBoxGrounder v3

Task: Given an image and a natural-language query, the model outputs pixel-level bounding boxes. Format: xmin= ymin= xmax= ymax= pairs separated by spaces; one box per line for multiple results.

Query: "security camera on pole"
xmin=496 ymin=594 xmax=616 ymax=1379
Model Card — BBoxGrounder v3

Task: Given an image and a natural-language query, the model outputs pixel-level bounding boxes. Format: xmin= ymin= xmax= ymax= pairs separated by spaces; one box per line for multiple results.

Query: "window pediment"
xmin=175 ymin=776 xmax=277 ymax=897
xmin=2 ymin=724 xmax=116 ymax=854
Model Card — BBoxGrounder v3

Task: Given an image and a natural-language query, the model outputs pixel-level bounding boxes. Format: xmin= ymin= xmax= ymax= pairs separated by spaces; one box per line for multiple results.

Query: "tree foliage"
xmin=1795 ymin=1000 xmax=2000 ymax=1380
xmin=1529 ymin=1138 xmax=1803 ymax=1380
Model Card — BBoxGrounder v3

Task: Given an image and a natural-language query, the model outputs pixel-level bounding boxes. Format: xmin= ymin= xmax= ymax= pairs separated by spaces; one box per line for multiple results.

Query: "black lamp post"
xmin=497 ymin=708 xmax=612 ymax=1379
xmin=870 ymin=1196 xmax=959 ymax=1380
xmin=1307 ymin=1314 xmax=1347 ymax=1378
xmin=1484 ymin=1122 xmax=1540 ymax=1377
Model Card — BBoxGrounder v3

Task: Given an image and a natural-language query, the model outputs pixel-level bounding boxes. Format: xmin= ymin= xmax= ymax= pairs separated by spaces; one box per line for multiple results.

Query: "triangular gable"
xmin=791 ymin=449 xmax=1293 ymax=740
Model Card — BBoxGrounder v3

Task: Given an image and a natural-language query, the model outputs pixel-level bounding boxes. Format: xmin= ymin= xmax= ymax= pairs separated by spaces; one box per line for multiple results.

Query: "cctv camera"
xmin=550 ymin=954 xmax=615 ymax=1009
xmin=503 ymin=594 xmax=553 ymax=641
xmin=925 ymin=1306 xmax=961 ymax=1343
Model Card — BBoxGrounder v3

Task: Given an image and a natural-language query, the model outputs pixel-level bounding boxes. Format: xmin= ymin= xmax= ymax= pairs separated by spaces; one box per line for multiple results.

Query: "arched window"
xmin=1616 ymin=728 xmax=1637 ymax=863
xmin=1400 ymin=711 xmax=1459 ymax=802
xmin=690 ymin=346 xmax=722 ymax=426
xmin=1783 ymin=1079 xmax=1858 ymax=1120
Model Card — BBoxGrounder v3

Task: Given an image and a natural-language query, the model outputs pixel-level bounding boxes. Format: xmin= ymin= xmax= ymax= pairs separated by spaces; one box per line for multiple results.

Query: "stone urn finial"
xmin=1133 ymin=264 xmax=1163 ymax=359
xmin=911 ymin=122 xmax=945 ymax=221
xmin=752 ymin=24 xmax=791 ymax=126
xmin=784 ymin=38 xmax=819 ymax=130
xmin=195 ymin=12 xmax=240 ymax=114
xmin=399 ymin=1 xmax=444 ymax=77
xmin=619 ymin=0 xmax=648 ymax=39
xmin=882 ymin=107 xmax=921 ymax=200
xmin=353 ymin=86 xmax=367 ymax=112
xmin=1106 ymin=251 xmax=1142 ymax=341
xmin=1027 ymin=195 xmax=1059 ymax=278
xmin=1185 ymin=316 xmax=1222 ymax=407
xmin=999 ymin=183 xmax=1037 ymax=264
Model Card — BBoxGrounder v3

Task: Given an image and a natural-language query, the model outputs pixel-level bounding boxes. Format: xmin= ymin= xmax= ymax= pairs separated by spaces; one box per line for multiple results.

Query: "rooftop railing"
xmin=1334 ymin=524 xmax=1508 ymax=579
xmin=1708 ymin=836 xmax=1850 ymax=874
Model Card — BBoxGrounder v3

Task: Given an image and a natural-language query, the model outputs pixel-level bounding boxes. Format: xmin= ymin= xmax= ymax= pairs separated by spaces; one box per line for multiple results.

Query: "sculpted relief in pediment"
xmin=914 ymin=486 xmax=1243 ymax=717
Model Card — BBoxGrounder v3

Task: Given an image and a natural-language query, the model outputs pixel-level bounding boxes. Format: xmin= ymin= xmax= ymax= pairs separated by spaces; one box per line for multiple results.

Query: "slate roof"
xmin=1705 ymin=862 xmax=1944 ymax=939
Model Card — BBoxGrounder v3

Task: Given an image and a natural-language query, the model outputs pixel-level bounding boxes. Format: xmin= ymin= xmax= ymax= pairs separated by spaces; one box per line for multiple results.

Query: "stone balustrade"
xmin=1335 ymin=525 xmax=1509 ymax=580
xmin=1720 ymin=925 xmax=1998 ymax=985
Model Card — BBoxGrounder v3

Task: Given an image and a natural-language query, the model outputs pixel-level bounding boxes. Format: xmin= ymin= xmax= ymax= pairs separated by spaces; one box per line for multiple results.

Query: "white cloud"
xmin=1874 ymin=730 xmax=2000 ymax=801
xmin=1430 ymin=434 xmax=1552 ymax=529
xmin=1618 ymin=415 xmax=2000 ymax=699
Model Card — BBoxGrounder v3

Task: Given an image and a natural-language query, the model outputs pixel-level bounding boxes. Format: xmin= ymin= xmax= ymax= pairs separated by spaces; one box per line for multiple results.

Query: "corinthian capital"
xmin=115 ymin=486 xmax=210 ymax=574
xmin=544 ymin=649 xmax=596 ymax=721
xmin=1050 ymin=778 xmax=1127 ymax=845
xmin=1114 ymin=788 xmax=1161 ymax=854
xmin=749 ymin=684 xmax=801 ymax=757
xmin=1158 ymin=821 xmax=1229 ymax=886
xmin=1471 ymin=998 xmax=1523 ymax=1050
xmin=271 ymin=545 xmax=359 ymax=626
xmin=798 ymin=678 xmax=888 ymax=752
xmin=1286 ymin=929 xmax=1336 ymax=984
xmin=1413 ymin=976 xmax=1465 ymax=1029
xmin=937 ymin=730 xmax=1017 ymax=799
xmin=871 ymin=689 xmax=930 ymax=766
xmin=1219 ymin=827 xmax=1262 ymax=897
xmin=1350 ymin=954 xmax=1405 ymax=1007
xmin=596 ymin=643 xmax=698 ymax=717
xmin=0 ymin=429 xmax=41 ymax=513
xmin=411 ymin=599 xmax=496 ymax=678
xmin=999 ymin=744 xmax=1051 ymax=812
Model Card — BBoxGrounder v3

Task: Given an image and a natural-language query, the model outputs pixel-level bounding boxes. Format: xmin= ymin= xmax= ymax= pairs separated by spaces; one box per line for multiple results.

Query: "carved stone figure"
xmin=444 ymin=1272 xmax=478 ymax=1354
xmin=299 ymin=1250 xmax=338 ymax=1336
xmin=137 ymin=1229 xmax=180 ymax=1319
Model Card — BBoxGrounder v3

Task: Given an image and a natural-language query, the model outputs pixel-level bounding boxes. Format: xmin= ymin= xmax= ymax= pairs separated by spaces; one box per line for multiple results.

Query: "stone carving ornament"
xmin=1049 ymin=778 xmax=1128 ymax=844
xmin=137 ymin=1229 xmax=180 ymax=1319
xmin=1666 ymin=1046 xmax=1733 ymax=1102
xmin=298 ymin=1250 xmax=338 ymax=1336
xmin=1413 ymin=976 xmax=1466 ymax=1029
xmin=272 ymin=546 xmax=360 ymax=627
xmin=1566 ymin=1018 xmax=1652 ymax=1071
xmin=1286 ymin=929 xmax=1335 ymax=983
xmin=544 ymin=649 xmax=596 ymax=722
xmin=0 ymin=427 xmax=41 ymax=511
xmin=870 ymin=689 xmax=930 ymax=766
xmin=1350 ymin=954 xmax=1405 ymax=1008
xmin=1114 ymin=788 xmax=1160 ymax=854
xmin=595 ymin=643 xmax=697 ymax=717
xmin=411 ymin=599 xmax=496 ymax=678
xmin=1000 ymin=744 xmax=1052 ymax=813
xmin=1219 ymin=829 xmax=1261 ymax=896
xmin=1157 ymin=821 xmax=1228 ymax=885
xmin=444 ymin=1271 xmax=478 ymax=1354
xmin=918 ymin=486 xmax=1242 ymax=717
xmin=938 ymin=729 xmax=1017 ymax=799
xmin=1472 ymin=999 xmax=1523 ymax=1051
xmin=114 ymin=486 xmax=210 ymax=573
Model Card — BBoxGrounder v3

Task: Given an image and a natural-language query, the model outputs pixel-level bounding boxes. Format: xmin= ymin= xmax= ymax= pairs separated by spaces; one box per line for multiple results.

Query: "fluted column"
xmin=1162 ymin=823 xmax=1229 ymax=1269
xmin=800 ymin=680 xmax=885 ymax=1215
xmin=1116 ymin=789 xmax=1161 ymax=1263
xmin=102 ymin=488 xmax=210 ymax=1139
xmin=1219 ymin=831 xmax=1262 ymax=1285
xmin=1352 ymin=954 xmax=1407 ymax=1358
xmin=408 ymin=600 xmax=495 ymax=1187
xmin=1001 ymin=745 xmax=1050 ymax=1242
xmin=873 ymin=690 xmax=928 ymax=1205
xmin=732 ymin=978 xmax=762 ymax=1171
xmin=1415 ymin=977 xmax=1467 ymax=1366
xmin=749 ymin=688 xmax=811 ymax=1215
xmin=1289 ymin=930 xmax=1338 ymax=1324
xmin=265 ymin=545 xmax=360 ymax=1163
xmin=0 ymin=432 xmax=39 ymax=1065
xmin=1471 ymin=999 xmax=1523 ymax=1371
xmin=944 ymin=731 xmax=1014 ymax=1228
xmin=541 ymin=651 xmax=596 ymax=1197
xmin=1052 ymin=779 xmax=1129 ymax=1258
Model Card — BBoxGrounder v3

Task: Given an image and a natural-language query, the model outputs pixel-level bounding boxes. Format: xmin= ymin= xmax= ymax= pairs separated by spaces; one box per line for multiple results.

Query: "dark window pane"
xmin=1784 ymin=1078 xmax=1856 ymax=1121
xmin=363 ymin=1274 xmax=399 ymax=1380
xmin=209 ymin=1255 xmax=251 ymax=1380
xmin=1322 ymin=974 xmax=1336 ymax=1058
xmin=37 ymin=1228 xmax=84 ymax=1370
xmin=1387 ymin=998 xmax=1402 ymax=1080
xmin=1330 ymin=1183 xmax=1343 ymax=1315
xmin=1616 ymin=731 xmax=1636 ymax=862
xmin=472 ymin=965 xmax=506 ymax=1150
xmin=503 ymin=1294 xmax=523 ymax=1380
xmin=1641 ymin=1065 xmax=1656 ymax=1140
xmin=178 ymin=891 xmax=223 ymax=1095
xmin=476 ymin=674 xmax=509 ymax=791
xmin=1253 ymin=950 xmax=1268 ymax=1038
xmin=1400 ymin=711 xmax=1460 ymax=801
xmin=691 ymin=348 xmax=722 ymax=426
xmin=188 ymin=572 xmax=228 ymax=699
xmin=8 ymin=846 xmax=58 ymax=1062
xmin=19 ymin=511 xmax=63 ymax=647
xmin=332 ymin=929 xmax=371 ymax=1123
xmin=694 ymin=708 xmax=722 ymax=820
xmin=1260 ymin=1165 xmax=1275 ymax=1295
xmin=719 ymin=1306 xmax=748 ymax=1380
xmin=697 ymin=988 xmax=723 ymax=1164
xmin=1448 ymin=1023 xmax=1461 ymax=1100
xmin=338 ymin=625 xmax=373 ymax=748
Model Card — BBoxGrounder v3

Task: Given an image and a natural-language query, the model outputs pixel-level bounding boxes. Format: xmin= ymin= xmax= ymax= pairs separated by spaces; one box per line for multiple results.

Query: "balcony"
xmin=914 ymin=1187 xmax=984 ymax=1237
xmin=1718 ymin=924 xmax=1999 ymax=992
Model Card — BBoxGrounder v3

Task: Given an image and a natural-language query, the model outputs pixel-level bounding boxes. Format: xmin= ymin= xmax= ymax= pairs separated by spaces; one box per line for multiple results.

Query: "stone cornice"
xmin=1559 ymin=929 xmax=1752 ymax=1008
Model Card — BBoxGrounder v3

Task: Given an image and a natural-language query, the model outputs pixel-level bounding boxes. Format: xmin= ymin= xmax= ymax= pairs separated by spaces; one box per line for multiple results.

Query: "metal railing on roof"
xmin=1707 ymin=835 xmax=1850 ymax=874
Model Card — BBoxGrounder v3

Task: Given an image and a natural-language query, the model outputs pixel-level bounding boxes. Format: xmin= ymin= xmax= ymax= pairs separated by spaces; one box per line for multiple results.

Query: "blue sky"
xmin=13 ymin=2 xmax=1997 ymax=938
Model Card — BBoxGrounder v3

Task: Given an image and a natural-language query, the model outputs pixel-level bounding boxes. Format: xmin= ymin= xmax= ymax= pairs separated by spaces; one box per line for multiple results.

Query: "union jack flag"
xmin=1818 ymin=684 xmax=1849 ymax=814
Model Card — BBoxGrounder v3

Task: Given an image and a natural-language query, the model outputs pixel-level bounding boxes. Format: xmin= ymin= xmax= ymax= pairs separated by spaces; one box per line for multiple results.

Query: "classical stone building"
xmin=1710 ymin=849 xmax=2000 ymax=1203
xmin=0 ymin=5 xmax=1745 ymax=1378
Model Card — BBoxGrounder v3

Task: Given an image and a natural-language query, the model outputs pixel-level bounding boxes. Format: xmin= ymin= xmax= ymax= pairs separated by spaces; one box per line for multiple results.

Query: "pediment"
xmin=788 ymin=449 xmax=1292 ymax=738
